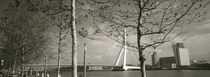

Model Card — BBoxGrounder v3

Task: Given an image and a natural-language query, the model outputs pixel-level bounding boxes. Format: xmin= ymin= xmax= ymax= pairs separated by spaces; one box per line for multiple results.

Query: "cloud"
xmin=183 ymin=33 xmax=210 ymax=62
xmin=172 ymin=35 xmax=184 ymax=43
xmin=197 ymin=23 xmax=210 ymax=29
xmin=181 ymin=22 xmax=210 ymax=40
xmin=185 ymin=33 xmax=210 ymax=44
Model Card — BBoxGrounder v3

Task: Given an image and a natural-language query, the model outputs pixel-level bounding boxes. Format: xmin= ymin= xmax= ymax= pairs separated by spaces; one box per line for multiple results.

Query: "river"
xmin=47 ymin=70 xmax=210 ymax=77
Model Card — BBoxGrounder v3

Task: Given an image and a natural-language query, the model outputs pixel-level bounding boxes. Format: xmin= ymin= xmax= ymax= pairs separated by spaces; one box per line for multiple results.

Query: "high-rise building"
xmin=151 ymin=52 xmax=159 ymax=66
xmin=172 ymin=42 xmax=190 ymax=67
xmin=159 ymin=57 xmax=176 ymax=69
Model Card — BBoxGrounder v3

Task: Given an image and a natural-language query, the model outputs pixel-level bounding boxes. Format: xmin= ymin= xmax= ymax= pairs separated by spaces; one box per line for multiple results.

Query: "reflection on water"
xmin=48 ymin=70 xmax=210 ymax=77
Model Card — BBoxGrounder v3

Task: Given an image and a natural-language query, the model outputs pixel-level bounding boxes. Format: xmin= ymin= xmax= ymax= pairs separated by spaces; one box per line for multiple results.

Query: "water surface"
xmin=48 ymin=70 xmax=210 ymax=77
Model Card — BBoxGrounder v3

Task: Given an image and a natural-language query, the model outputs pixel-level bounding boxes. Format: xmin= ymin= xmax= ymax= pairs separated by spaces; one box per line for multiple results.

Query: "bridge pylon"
xmin=114 ymin=27 xmax=140 ymax=70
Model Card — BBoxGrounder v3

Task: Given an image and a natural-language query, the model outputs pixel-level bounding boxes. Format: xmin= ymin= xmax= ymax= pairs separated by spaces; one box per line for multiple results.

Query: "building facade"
xmin=151 ymin=52 xmax=159 ymax=66
xmin=178 ymin=48 xmax=190 ymax=66
xmin=159 ymin=57 xmax=176 ymax=69
xmin=172 ymin=42 xmax=190 ymax=67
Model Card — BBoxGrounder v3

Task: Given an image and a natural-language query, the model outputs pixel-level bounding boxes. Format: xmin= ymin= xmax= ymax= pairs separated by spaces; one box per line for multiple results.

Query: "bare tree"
xmin=38 ymin=2 xmax=71 ymax=77
xmin=70 ymin=0 xmax=78 ymax=77
xmin=22 ymin=0 xmax=79 ymax=77
xmin=45 ymin=15 xmax=71 ymax=77
xmin=29 ymin=0 xmax=78 ymax=77
xmin=15 ymin=0 xmax=74 ymax=77
xmin=0 ymin=2 xmax=48 ymax=77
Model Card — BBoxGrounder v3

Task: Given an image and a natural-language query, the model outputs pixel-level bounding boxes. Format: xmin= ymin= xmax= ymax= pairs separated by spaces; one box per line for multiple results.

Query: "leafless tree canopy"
xmin=0 ymin=2 xmax=48 ymax=75
xmin=77 ymin=0 xmax=209 ymax=77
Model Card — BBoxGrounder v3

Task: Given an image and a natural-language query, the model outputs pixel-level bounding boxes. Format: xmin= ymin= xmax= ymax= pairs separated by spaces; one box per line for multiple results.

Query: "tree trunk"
xmin=140 ymin=58 xmax=146 ymax=77
xmin=12 ymin=50 xmax=19 ymax=73
xmin=70 ymin=0 xmax=77 ymax=77
xmin=57 ymin=28 xmax=62 ymax=77
xmin=138 ymin=47 xmax=147 ymax=77
xmin=21 ymin=57 xmax=24 ymax=77
xmin=57 ymin=50 xmax=61 ymax=77
xmin=8 ymin=60 xmax=13 ymax=77
xmin=137 ymin=29 xmax=147 ymax=77
xmin=21 ymin=50 xmax=25 ymax=77
xmin=137 ymin=0 xmax=146 ymax=77
xmin=44 ymin=56 xmax=47 ymax=77
xmin=83 ymin=43 xmax=87 ymax=77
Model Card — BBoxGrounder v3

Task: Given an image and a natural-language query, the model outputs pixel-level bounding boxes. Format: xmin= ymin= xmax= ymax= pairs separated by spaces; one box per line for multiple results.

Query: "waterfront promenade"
xmin=26 ymin=70 xmax=210 ymax=77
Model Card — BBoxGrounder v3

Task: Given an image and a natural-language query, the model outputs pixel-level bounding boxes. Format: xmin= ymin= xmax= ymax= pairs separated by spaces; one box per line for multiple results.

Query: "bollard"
xmin=36 ymin=72 xmax=39 ymax=77
xmin=58 ymin=74 xmax=61 ymax=77
xmin=47 ymin=73 xmax=50 ymax=77
xmin=42 ymin=73 xmax=44 ymax=77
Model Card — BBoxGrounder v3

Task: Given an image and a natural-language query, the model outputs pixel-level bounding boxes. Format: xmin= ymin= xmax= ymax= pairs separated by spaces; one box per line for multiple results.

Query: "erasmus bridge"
xmin=24 ymin=28 xmax=140 ymax=71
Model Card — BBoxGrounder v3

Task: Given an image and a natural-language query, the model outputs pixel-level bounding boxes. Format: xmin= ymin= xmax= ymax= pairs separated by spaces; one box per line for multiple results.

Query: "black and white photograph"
xmin=0 ymin=0 xmax=210 ymax=77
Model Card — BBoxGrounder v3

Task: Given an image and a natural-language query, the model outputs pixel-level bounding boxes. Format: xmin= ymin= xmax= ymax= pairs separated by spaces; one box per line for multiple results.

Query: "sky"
xmin=1 ymin=0 xmax=210 ymax=65
xmin=78 ymin=0 xmax=210 ymax=65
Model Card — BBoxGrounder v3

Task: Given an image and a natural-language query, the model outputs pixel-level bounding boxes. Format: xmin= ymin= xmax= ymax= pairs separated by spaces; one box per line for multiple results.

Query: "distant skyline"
xmin=0 ymin=0 xmax=210 ymax=65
